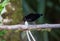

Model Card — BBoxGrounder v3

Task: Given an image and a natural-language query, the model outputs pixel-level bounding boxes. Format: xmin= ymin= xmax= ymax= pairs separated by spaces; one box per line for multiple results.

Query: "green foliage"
xmin=0 ymin=30 xmax=7 ymax=36
xmin=0 ymin=0 xmax=10 ymax=13
xmin=0 ymin=5 xmax=3 ymax=12
xmin=1 ymin=0 xmax=10 ymax=7
xmin=2 ymin=40 xmax=6 ymax=41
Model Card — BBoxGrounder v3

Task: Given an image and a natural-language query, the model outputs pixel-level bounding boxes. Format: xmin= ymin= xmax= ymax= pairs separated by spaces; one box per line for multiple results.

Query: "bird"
xmin=23 ymin=13 xmax=43 ymax=22
xmin=22 ymin=13 xmax=43 ymax=41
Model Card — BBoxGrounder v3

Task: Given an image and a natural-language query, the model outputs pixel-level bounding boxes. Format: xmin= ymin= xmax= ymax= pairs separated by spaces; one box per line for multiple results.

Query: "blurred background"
xmin=0 ymin=0 xmax=60 ymax=41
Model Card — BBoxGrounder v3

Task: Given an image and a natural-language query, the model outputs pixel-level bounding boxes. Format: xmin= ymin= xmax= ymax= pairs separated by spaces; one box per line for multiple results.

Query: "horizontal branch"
xmin=0 ymin=24 xmax=60 ymax=30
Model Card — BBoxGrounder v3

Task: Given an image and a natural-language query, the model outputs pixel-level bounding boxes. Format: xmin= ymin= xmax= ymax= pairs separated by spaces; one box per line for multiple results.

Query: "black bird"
xmin=23 ymin=13 xmax=43 ymax=22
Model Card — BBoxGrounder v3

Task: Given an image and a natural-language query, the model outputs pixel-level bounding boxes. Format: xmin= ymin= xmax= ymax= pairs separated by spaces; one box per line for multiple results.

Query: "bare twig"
xmin=0 ymin=24 xmax=60 ymax=30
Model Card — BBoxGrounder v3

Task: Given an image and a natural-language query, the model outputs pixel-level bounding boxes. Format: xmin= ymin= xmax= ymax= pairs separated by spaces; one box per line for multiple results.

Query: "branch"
xmin=0 ymin=24 xmax=60 ymax=30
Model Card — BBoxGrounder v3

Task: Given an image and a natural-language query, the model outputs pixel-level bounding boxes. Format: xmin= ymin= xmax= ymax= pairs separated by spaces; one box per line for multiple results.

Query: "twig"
xmin=0 ymin=24 xmax=60 ymax=30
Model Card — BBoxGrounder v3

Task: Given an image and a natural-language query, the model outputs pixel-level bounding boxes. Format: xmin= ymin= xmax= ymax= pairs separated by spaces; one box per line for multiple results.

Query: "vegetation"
xmin=0 ymin=0 xmax=23 ymax=41
xmin=0 ymin=0 xmax=60 ymax=41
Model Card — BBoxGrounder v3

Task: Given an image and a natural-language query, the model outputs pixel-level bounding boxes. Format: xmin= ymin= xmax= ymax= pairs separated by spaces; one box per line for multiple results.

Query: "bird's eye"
xmin=0 ymin=0 xmax=4 ymax=3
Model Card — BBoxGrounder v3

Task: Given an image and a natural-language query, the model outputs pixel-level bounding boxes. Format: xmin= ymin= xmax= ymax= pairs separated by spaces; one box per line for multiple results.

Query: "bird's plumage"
xmin=24 ymin=13 xmax=43 ymax=22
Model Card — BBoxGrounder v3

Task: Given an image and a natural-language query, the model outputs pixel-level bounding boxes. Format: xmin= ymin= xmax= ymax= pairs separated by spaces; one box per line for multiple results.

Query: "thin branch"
xmin=0 ymin=24 xmax=60 ymax=30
